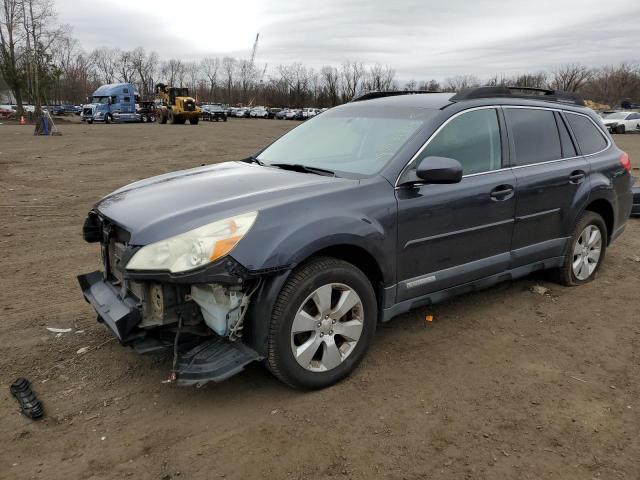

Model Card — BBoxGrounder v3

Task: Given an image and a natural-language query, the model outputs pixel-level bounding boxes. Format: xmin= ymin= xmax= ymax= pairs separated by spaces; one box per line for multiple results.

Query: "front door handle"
xmin=569 ymin=170 xmax=586 ymax=184
xmin=490 ymin=184 xmax=514 ymax=201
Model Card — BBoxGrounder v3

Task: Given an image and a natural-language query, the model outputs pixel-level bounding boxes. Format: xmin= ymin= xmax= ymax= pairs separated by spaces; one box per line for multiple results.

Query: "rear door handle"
xmin=569 ymin=170 xmax=586 ymax=184
xmin=490 ymin=184 xmax=514 ymax=201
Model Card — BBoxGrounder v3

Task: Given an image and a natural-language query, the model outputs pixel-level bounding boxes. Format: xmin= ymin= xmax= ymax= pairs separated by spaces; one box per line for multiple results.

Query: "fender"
xmin=230 ymin=178 xmax=398 ymax=286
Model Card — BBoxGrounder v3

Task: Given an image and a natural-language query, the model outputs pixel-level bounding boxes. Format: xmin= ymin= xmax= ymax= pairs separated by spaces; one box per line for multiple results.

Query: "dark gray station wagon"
xmin=79 ymin=86 xmax=634 ymax=389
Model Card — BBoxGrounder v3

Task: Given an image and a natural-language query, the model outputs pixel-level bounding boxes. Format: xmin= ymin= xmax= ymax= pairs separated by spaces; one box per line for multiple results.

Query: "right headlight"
xmin=126 ymin=211 xmax=258 ymax=273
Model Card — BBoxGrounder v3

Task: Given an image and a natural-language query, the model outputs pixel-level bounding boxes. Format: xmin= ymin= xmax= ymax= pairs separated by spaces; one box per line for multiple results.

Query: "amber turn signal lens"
xmin=210 ymin=235 xmax=243 ymax=261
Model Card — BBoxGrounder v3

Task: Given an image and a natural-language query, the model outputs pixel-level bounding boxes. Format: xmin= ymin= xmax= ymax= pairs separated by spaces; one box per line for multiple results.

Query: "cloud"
xmin=56 ymin=0 xmax=640 ymax=81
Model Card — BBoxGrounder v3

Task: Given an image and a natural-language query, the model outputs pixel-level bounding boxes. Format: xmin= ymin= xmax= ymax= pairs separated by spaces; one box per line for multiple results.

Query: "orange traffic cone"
xmin=19 ymin=115 xmax=26 ymax=125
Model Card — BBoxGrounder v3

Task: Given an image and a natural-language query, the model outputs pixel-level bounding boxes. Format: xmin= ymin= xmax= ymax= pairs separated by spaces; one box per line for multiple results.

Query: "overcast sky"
xmin=56 ymin=0 xmax=639 ymax=81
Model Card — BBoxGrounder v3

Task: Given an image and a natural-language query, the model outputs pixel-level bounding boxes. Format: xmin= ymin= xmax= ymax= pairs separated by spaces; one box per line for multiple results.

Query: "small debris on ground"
xmin=76 ymin=346 xmax=90 ymax=354
xmin=46 ymin=327 xmax=71 ymax=333
xmin=530 ymin=285 xmax=549 ymax=295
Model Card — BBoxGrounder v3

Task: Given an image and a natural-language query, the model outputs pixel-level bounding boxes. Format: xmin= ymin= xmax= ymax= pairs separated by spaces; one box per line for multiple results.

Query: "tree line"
xmin=2 ymin=0 xmax=639 ymax=114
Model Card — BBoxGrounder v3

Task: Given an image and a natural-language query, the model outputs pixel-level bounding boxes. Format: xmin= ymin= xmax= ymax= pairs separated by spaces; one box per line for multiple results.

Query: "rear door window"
xmin=505 ymin=108 xmax=562 ymax=166
xmin=565 ymin=113 xmax=608 ymax=155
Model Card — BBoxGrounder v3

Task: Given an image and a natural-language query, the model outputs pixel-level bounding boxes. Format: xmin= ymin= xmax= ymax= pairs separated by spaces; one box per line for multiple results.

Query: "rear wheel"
xmin=141 ymin=114 xmax=148 ymax=123
xmin=190 ymin=117 xmax=199 ymax=125
xmin=556 ymin=211 xmax=607 ymax=286
xmin=616 ymin=125 xmax=626 ymax=134
xmin=105 ymin=114 xmax=112 ymax=124
xmin=266 ymin=257 xmax=377 ymax=389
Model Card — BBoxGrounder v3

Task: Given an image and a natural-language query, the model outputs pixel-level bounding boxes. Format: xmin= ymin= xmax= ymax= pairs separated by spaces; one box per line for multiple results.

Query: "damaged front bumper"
xmin=78 ymin=213 xmax=264 ymax=386
xmin=78 ymin=270 xmax=262 ymax=387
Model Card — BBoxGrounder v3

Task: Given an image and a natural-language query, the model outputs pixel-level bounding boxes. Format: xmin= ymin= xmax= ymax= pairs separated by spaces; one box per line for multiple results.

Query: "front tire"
xmin=616 ymin=125 xmax=626 ymax=134
xmin=557 ymin=211 xmax=607 ymax=286
xmin=267 ymin=257 xmax=377 ymax=389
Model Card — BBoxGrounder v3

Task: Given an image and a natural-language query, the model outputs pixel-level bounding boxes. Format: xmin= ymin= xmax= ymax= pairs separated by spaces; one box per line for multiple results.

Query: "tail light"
xmin=620 ymin=152 xmax=631 ymax=172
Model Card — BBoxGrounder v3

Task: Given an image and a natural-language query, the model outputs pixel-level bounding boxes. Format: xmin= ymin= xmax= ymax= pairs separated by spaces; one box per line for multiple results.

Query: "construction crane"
xmin=249 ymin=33 xmax=259 ymax=69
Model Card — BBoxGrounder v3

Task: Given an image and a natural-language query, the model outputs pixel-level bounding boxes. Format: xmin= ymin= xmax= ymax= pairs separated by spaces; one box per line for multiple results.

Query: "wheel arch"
xmin=242 ymin=242 xmax=387 ymax=357
xmin=584 ymin=197 xmax=614 ymax=243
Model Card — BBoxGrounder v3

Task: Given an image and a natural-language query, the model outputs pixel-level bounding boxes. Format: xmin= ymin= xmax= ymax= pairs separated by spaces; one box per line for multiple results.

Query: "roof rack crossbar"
xmin=450 ymin=86 xmax=585 ymax=106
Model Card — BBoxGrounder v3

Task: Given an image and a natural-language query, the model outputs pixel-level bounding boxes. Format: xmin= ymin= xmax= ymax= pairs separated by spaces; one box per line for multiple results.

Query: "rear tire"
xmin=105 ymin=114 xmax=112 ymax=124
xmin=616 ymin=125 xmax=626 ymax=134
xmin=556 ymin=211 xmax=607 ymax=286
xmin=266 ymin=257 xmax=377 ymax=390
xmin=190 ymin=117 xmax=199 ymax=125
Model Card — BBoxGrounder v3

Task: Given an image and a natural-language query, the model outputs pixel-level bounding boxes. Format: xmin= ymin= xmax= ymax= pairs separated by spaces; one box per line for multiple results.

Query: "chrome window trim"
xmin=562 ymin=110 xmax=612 ymax=158
xmin=394 ymin=105 xmax=499 ymax=187
xmin=395 ymin=104 xmax=611 ymax=188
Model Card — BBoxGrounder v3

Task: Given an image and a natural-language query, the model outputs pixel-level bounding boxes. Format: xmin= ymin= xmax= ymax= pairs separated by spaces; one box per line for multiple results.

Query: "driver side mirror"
xmin=415 ymin=156 xmax=463 ymax=184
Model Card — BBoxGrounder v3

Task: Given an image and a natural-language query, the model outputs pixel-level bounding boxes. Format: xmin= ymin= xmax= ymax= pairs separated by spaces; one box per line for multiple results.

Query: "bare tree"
xmin=0 ymin=0 xmax=25 ymax=112
xmin=90 ymin=47 xmax=118 ymax=84
xmin=340 ymin=61 xmax=364 ymax=101
xmin=443 ymin=75 xmax=481 ymax=92
xmin=201 ymin=56 xmax=219 ymax=100
xmin=221 ymin=56 xmax=235 ymax=104
xmin=130 ymin=47 xmax=158 ymax=97
xmin=417 ymin=79 xmax=440 ymax=91
xmin=162 ymin=58 xmax=184 ymax=86
xmin=363 ymin=64 xmax=396 ymax=92
xmin=549 ymin=63 xmax=591 ymax=92
xmin=116 ymin=49 xmax=137 ymax=83
xmin=184 ymin=60 xmax=199 ymax=96
xmin=320 ymin=65 xmax=340 ymax=106
xmin=22 ymin=0 xmax=66 ymax=111
xmin=581 ymin=63 xmax=640 ymax=106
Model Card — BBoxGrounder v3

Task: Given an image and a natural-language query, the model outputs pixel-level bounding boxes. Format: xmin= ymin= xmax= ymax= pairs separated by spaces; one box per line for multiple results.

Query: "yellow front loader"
xmin=155 ymin=83 xmax=201 ymax=125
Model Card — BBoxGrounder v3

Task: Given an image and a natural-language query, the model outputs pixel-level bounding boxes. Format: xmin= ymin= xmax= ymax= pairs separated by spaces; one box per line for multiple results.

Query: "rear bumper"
xmin=78 ymin=271 xmax=141 ymax=342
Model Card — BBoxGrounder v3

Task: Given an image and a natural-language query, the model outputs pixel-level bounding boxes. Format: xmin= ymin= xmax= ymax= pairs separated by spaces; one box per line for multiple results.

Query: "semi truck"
xmin=81 ymin=83 xmax=154 ymax=124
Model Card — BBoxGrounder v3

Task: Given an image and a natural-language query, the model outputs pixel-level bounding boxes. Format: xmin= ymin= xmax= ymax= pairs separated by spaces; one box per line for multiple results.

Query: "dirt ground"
xmin=0 ymin=119 xmax=639 ymax=480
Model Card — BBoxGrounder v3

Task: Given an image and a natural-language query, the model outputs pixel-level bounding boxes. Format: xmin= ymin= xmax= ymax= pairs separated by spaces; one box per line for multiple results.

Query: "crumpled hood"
xmin=96 ymin=161 xmax=351 ymax=244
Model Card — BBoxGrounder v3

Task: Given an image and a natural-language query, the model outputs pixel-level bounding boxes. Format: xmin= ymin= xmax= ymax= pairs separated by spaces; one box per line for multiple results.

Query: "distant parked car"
xmin=602 ymin=111 xmax=640 ymax=134
xmin=286 ymin=109 xmax=302 ymax=120
xmin=276 ymin=108 xmax=289 ymax=120
xmin=250 ymin=107 xmax=269 ymax=118
xmin=201 ymin=104 xmax=227 ymax=122
xmin=267 ymin=107 xmax=283 ymax=119
xmin=302 ymin=108 xmax=319 ymax=119
xmin=0 ymin=104 xmax=15 ymax=118
xmin=235 ymin=108 xmax=250 ymax=118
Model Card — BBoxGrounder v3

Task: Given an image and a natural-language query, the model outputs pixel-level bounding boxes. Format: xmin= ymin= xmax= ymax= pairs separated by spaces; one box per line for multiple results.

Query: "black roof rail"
xmin=450 ymin=86 xmax=585 ymax=106
xmin=351 ymin=90 xmax=439 ymax=102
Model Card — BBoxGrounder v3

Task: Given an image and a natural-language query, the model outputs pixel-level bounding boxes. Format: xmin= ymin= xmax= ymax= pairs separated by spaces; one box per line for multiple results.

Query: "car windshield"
xmin=91 ymin=96 xmax=110 ymax=104
xmin=257 ymin=105 xmax=435 ymax=176
xmin=604 ymin=112 xmax=631 ymax=119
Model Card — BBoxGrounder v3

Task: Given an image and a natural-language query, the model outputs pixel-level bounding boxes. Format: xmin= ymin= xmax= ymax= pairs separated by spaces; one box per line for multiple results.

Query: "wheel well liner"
xmin=301 ymin=244 xmax=384 ymax=301
xmin=584 ymin=198 xmax=614 ymax=243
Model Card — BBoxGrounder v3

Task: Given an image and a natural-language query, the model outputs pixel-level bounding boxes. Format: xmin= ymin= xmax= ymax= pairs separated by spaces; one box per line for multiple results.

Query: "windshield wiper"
xmin=242 ymin=155 xmax=265 ymax=166
xmin=269 ymin=163 xmax=336 ymax=177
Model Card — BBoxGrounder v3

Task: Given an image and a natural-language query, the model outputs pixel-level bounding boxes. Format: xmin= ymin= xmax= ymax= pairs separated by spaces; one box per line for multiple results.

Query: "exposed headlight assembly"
xmin=126 ymin=212 xmax=258 ymax=273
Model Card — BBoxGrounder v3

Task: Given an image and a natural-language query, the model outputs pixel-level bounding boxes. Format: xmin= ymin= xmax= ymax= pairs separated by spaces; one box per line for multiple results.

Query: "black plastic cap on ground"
xmin=10 ymin=377 xmax=44 ymax=420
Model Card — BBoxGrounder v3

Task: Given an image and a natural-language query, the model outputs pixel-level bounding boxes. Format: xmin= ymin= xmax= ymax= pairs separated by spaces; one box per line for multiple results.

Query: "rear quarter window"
xmin=505 ymin=108 xmax=562 ymax=166
xmin=565 ymin=113 xmax=608 ymax=155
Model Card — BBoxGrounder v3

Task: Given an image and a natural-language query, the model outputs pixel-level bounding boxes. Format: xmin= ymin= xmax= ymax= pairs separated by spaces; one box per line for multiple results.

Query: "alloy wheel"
xmin=290 ymin=283 xmax=364 ymax=372
xmin=572 ymin=225 xmax=602 ymax=280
